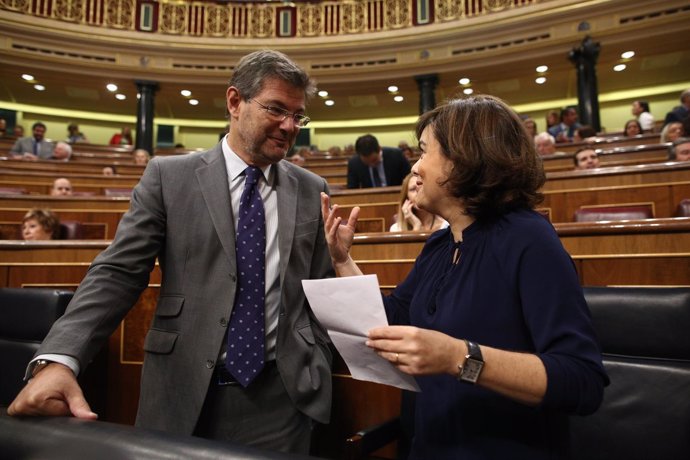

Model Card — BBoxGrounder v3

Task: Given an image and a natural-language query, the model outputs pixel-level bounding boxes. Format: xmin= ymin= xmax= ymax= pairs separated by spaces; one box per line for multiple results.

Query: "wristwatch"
xmin=28 ymin=359 xmax=52 ymax=379
xmin=457 ymin=340 xmax=484 ymax=384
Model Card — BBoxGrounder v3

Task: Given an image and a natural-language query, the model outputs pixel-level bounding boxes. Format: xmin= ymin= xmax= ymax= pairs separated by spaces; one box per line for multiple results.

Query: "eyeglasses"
xmin=250 ymin=99 xmax=310 ymax=127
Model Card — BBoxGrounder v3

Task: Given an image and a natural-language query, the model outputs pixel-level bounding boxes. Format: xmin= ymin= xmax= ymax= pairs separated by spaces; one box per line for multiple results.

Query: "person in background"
xmin=133 ymin=149 xmax=150 ymax=165
xmin=13 ymin=125 xmax=24 ymax=138
xmin=327 ymin=145 xmax=342 ymax=157
xmin=8 ymin=49 xmax=334 ymax=456
xmin=21 ymin=208 xmax=60 ymax=241
xmin=573 ymin=125 xmax=597 ymax=143
xmin=390 ymin=173 xmax=447 ymax=232
xmin=663 ymin=89 xmax=690 ymax=126
xmin=109 ymin=127 xmax=133 ymax=146
xmin=346 ymin=134 xmax=410 ymax=188
xmin=623 ymin=119 xmax=642 ymax=137
xmin=102 ymin=166 xmax=117 ymax=176
xmin=0 ymin=118 xmax=6 ymax=137
xmin=321 ymin=94 xmax=608 ymax=458
xmin=9 ymin=121 xmax=54 ymax=160
xmin=67 ymin=123 xmax=88 ymax=144
xmin=660 ymin=122 xmax=683 ymax=144
xmin=574 ymin=147 xmax=600 ymax=170
xmin=545 ymin=109 xmax=559 ymax=131
xmin=398 ymin=141 xmax=416 ymax=160
xmin=523 ymin=118 xmax=538 ymax=139
xmin=631 ymin=100 xmax=654 ymax=132
xmin=50 ymin=178 xmax=73 ymax=196
xmin=534 ymin=132 xmax=557 ymax=156
xmin=52 ymin=141 xmax=73 ymax=161
xmin=548 ymin=106 xmax=581 ymax=143
xmin=668 ymin=137 xmax=690 ymax=162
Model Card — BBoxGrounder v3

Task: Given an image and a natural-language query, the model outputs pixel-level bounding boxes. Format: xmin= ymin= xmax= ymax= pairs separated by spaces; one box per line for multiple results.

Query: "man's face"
xmin=675 ymin=142 xmax=690 ymax=162
xmin=51 ymin=178 xmax=73 ymax=196
xmin=226 ymin=77 xmax=306 ymax=168
xmin=32 ymin=125 xmax=46 ymax=141
xmin=53 ymin=144 xmax=69 ymax=160
xmin=535 ymin=138 xmax=556 ymax=156
xmin=576 ymin=149 xmax=600 ymax=170
xmin=360 ymin=150 xmax=382 ymax=167
xmin=564 ymin=109 xmax=578 ymax=126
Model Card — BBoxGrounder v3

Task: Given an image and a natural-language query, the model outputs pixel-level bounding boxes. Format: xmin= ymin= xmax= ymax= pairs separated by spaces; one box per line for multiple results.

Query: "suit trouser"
xmin=193 ymin=360 xmax=312 ymax=454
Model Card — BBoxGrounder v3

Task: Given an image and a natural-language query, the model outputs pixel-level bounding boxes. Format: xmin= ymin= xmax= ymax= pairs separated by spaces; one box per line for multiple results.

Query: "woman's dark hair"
xmin=415 ymin=95 xmax=545 ymax=221
xmin=635 ymin=100 xmax=650 ymax=113
xmin=624 ymin=119 xmax=642 ymax=136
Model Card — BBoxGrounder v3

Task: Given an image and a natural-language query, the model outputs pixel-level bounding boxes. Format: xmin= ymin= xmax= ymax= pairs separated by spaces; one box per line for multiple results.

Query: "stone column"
xmin=568 ymin=36 xmax=601 ymax=132
xmin=135 ymin=80 xmax=159 ymax=154
xmin=414 ymin=74 xmax=439 ymax=115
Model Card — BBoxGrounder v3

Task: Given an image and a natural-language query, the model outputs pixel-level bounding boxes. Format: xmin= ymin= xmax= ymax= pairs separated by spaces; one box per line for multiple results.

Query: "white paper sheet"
xmin=302 ymin=275 xmax=420 ymax=392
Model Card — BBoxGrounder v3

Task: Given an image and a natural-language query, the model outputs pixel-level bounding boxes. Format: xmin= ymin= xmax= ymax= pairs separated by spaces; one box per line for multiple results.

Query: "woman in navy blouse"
xmin=321 ymin=95 xmax=609 ymax=459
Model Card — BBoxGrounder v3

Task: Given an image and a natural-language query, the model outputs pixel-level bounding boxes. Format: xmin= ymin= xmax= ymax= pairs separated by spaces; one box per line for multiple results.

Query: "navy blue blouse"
xmin=383 ymin=209 xmax=609 ymax=459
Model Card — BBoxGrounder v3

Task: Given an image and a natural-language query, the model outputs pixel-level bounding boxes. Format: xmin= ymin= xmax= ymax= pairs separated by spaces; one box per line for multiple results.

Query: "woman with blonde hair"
xmin=21 ymin=208 xmax=60 ymax=240
xmin=390 ymin=173 xmax=447 ymax=232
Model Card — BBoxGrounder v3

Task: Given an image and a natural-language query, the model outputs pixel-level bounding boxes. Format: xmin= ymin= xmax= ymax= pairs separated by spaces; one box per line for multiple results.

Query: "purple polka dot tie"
xmin=226 ymin=166 xmax=266 ymax=387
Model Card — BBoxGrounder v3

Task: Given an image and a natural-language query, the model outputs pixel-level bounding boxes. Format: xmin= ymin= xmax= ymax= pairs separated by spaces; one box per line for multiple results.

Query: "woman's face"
xmin=411 ymin=127 xmax=453 ymax=213
xmin=625 ymin=122 xmax=640 ymax=136
xmin=667 ymin=123 xmax=683 ymax=142
xmin=22 ymin=218 xmax=52 ymax=241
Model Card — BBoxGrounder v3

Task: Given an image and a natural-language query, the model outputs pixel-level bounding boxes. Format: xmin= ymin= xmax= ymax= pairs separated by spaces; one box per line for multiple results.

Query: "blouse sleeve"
xmin=510 ymin=226 xmax=609 ymax=415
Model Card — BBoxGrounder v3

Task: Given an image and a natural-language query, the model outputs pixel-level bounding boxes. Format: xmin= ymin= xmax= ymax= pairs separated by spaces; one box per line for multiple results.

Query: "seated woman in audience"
xmin=21 ymin=208 xmax=59 ymax=241
xmin=133 ymin=149 xmax=150 ymax=165
xmin=660 ymin=122 xmax=683 ymax=143
xmin=523 ymin=118 xmax=538 ymax=138
xmin=321 ymin=94 xmax=608 ymax=458
xmin=623 ymin=119 xmax=642 ymax=137
xmin=109 ymin=127 xmax=133 ymax=146
xmin=390 ymin=173 xmax=447 ymax=232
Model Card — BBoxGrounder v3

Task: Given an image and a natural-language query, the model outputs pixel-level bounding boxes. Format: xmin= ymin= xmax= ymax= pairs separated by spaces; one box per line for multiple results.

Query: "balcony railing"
xmin=0 ymin=0 xmax=539 ymax=38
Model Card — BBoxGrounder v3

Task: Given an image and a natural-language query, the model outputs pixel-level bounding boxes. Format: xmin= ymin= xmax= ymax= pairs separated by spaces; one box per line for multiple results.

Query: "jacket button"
xmin=229 ymin=273 xmax=236 ymax=281
xmin=220 ymin=317 xmax=227 ymax=327
xmin=206 ymin=360 xmax=215 ymax=369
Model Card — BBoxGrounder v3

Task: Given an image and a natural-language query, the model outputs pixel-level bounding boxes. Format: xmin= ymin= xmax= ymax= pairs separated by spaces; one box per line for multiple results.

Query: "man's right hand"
xmin=7 ymin=362 xmax=98 ymax=419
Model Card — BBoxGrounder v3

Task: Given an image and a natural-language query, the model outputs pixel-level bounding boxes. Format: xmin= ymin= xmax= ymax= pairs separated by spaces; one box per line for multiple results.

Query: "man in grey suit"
xmin=9 ymin=121 xmax=54 ymax=160
xmin=8 ymin=50 xmax=334 ymax=454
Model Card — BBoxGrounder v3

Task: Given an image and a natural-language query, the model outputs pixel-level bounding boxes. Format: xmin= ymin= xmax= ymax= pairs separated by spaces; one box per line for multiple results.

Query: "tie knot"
xmin=244 ymin=166 xmax=262 ymax=186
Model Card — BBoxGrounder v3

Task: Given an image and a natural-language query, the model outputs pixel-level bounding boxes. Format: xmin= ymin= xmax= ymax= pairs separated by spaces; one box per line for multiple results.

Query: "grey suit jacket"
xmin=37 ymin=143 xmax=335 ymax=433
xmin=10 ymin=136 xmax=54 ymax=159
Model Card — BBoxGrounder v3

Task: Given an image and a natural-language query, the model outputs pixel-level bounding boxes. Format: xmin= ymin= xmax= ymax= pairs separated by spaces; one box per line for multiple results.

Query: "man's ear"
xmin=226 ymin=86 xmax=242 ymax=119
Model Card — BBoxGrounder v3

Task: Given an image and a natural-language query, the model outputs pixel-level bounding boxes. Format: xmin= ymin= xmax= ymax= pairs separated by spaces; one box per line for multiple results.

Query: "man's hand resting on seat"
xmin=7 ymin=362 xmax=98 ymax=419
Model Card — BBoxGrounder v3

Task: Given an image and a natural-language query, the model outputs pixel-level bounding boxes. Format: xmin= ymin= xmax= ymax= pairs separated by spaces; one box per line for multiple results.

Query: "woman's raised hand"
xmin=321 ymin=192 xmax=360 ymax=267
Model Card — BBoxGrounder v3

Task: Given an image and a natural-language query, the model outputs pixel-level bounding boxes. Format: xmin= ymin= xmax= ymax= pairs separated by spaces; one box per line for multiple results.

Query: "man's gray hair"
xmin=229 ymin=50 xmax=316 ymax=101
xmin=669 ymin=137 xmax=690 ymax=160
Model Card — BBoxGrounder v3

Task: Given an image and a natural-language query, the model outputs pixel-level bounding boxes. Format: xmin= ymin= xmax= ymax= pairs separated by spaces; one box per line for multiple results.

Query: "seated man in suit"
xmin=9 ymin=122 xmax=54 ymax=161
xmin=347 ymin=134 xmax=411 ymax=188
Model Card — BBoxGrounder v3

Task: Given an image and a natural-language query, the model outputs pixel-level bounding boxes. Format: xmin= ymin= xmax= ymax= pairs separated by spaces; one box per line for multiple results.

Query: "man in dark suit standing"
xmin=8 ymin=50 xmax=333 ymax=455
xmin=346 ymin=134 xmax=411 ymax=188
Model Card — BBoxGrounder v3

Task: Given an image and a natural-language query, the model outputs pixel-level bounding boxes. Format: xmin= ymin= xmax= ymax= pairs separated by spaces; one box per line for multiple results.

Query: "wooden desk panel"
xmin=0 ymin=195 xmax=131 ymax=211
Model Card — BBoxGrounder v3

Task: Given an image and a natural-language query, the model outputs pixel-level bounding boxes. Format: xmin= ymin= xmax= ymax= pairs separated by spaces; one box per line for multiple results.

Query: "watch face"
xmin=460 ymin=358 xmax=484 ymax=383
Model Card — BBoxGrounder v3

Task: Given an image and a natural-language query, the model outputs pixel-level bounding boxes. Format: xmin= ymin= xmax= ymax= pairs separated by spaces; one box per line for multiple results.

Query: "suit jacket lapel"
xmin=196 ymin=145 xmax=236 ymax=266
xmin=275 ymin=162 xmax=297 ymax=286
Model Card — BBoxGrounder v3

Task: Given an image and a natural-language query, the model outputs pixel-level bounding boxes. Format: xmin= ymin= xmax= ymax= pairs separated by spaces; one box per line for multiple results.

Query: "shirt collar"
xmin=221 ymin=134 xmax=272 ymax=183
